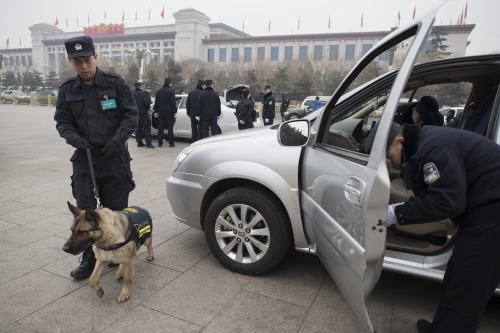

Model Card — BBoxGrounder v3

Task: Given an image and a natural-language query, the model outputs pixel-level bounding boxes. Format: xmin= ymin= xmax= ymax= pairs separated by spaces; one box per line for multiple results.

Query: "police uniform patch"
xmin=423 ymin=162 xmax=440 ymax=185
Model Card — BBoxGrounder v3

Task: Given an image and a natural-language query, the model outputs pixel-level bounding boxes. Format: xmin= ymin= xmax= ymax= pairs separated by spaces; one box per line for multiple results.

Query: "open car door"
xmin=300 ymin=7 xmax=439 ymax=332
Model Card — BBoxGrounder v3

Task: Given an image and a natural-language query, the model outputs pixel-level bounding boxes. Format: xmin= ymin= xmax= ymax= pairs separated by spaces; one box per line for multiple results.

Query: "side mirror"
xmin=278 ymin=119 xmax=310 ymax=147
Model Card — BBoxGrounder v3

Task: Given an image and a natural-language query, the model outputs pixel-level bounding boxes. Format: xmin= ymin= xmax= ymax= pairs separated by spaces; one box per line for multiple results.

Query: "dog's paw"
xmin=117 ymin=291 xmax=129 ymax=303
xmin=146 ymin=255 xmax=154 ymax=261
xmin=96 ymin=287 xmax=104 ymax=298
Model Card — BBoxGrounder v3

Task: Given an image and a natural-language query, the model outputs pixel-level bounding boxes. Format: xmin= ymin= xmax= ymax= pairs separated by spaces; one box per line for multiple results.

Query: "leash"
xmin=85 ymin=148 xmax=103 ymax=209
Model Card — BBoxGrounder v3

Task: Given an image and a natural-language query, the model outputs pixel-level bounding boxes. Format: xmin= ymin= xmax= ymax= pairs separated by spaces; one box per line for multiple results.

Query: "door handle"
xmin=344 ymin=177 xmax=365 ymax=207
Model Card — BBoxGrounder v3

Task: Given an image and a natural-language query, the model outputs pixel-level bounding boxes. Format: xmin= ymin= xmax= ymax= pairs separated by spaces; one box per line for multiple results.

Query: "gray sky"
xmin=1 ymin=0 xmax=499 ymax=55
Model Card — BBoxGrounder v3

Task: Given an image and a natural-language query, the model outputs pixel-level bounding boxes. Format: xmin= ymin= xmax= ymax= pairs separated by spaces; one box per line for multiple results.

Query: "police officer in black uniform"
xmin=381 ymin=123 xmax=500 ymax=333
xmin=197 ymin=79 xmax=221 ymax=139
xmin=186 ymin=79 xmax=205 ymax=142
xmin=262 ymin=84 xmax=275 ymax=126
xmin=235 ymin=88 xmax=254 ymax=130
xmin=154 ymin=78 xmax=177 ymax=147
xmin=54 ymin=36 xmax=138 ymax=280
xmin=134 ymin=81 xmax=154 ymax=148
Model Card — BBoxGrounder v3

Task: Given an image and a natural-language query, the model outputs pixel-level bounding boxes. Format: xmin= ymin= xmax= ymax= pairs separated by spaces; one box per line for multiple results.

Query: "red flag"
xmin=360 ymin=12 xmax=363 ymax=28
xmin=328 ymin=15 xmax=331 ymax=29
xmin=161 ymin=6 xmax=165 ymax=19
xmin=397 ymin=10 xmax=401 ymax=26
xmin=268 ymin=18 xmax=271 ymax=32
xmin=54 ymin=17 xmax=59 ymax=26
xmin=412 ymin=5 xmax=416 ymax=19
xmin=5 ymin=38 xmax=9 ymax=49
xmin=297 ymin=17 xmax=300 ymax=31
xmin=121 ymin=11 xmax=124 ymax=22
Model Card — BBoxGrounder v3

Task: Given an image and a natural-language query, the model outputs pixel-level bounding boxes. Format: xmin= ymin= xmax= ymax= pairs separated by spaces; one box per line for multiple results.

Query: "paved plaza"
xmin=0 ymin=104 xmax=499 ymax=333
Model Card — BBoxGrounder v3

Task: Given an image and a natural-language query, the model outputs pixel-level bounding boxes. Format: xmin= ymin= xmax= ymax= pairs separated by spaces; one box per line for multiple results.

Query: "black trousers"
xmin=238 ymin=122 xmax=254 ymax=130
xmin=71 ymin=153 xmax=134 ymax=210
xmin=190 ymin=116 xmax=199 ymax=142
xmin=431 ymin=202 xmax=500 ymax=332
xmin=158 ymin=115 xmax=175 ymax=145
xmin=263 ymin=116 xmax=274 ymax=126
xmin=199 ymin=117 xmax=221 ymax=139
xmin=136 ymin=112 xmax=152 ymax=146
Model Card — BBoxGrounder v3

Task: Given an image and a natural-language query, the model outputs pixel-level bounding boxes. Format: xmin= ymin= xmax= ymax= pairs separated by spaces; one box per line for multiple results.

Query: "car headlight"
xmin=172 ymin=146 xmax=195 ymax=172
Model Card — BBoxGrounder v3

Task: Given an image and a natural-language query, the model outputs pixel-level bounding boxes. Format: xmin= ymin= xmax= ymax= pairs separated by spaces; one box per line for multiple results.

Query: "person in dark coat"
xmin=379 ymin=123 xmax=500 ymax=333
xmin=412 ymin=96 xmax=444 ymax=126
xmin=154 ymin=78 xmax=177 ymax=147
xmin=197 ymin=79 xmax=221 ymax=139
xmin=133 ymin=82 xmax=154 ymax=148
xmin=186 ymin=79 xmax=205 ymax=142
xmin=235 ymin=88 xmax=254 ymax=130
xmin=54 ymin=36 xmax=138 ymax=280
xmin=262 ymin=84 xmax=275 ymax=125
xmin=280 ymin=95 xmax=290 ymax=120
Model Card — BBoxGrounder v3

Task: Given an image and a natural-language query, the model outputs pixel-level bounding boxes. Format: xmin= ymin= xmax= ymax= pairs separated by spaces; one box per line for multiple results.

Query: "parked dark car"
xmin=283 ymin=105 xmax=325 ymax=120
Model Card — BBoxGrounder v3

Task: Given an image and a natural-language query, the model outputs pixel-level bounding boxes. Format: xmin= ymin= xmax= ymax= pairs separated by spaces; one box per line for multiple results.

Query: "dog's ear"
xmin=85 ymin=208 xmax=100 ymax=228
xmin=67 ymin=201 xmax=82 ymax=217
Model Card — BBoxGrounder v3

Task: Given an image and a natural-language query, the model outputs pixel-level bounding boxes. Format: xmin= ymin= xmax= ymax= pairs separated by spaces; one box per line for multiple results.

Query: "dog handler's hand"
xmin=74 ymin=137 xmax=92 ymax=150
xmin=101 ymin=140 xmax=121 ymax=159
xmin=387 ymin=203 xmax=404 ymax=226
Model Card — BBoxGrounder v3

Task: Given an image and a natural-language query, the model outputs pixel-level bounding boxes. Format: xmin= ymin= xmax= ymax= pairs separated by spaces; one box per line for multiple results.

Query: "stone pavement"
xmin=0 ymin=104 xmax=499 ymax=333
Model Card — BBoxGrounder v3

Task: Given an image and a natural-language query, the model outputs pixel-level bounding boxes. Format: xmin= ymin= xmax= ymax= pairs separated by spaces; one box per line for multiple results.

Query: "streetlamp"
xmin=128 ymin=47 xmax=158 ymax=82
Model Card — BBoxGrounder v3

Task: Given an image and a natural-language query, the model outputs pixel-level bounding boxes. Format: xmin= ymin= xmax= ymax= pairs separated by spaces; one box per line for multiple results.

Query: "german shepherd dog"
xmin=63 ymin=202 xmax=154 ymax=303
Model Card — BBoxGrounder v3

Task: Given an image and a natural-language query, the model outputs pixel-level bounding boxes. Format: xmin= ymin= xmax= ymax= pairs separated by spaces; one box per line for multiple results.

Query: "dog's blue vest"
xmin=121 ymin=207 xmax=153 ymax=246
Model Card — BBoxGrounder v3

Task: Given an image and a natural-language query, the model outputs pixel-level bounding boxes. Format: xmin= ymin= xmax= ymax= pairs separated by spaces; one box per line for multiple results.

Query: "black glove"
xmin=101 ymin=140 xmax=122 ymax=159
xmin=73 ymin=137 xmax=92 ymax=150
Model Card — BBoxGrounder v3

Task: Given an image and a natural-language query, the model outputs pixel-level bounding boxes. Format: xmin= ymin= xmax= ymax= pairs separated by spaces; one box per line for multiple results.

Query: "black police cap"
xmin=197 ymin=79 xmax=206 ymax=86
xmin=205 ymin=79 xmax=213 ymax=86
xmin=64 ymin=36 xmax=95 ymax=58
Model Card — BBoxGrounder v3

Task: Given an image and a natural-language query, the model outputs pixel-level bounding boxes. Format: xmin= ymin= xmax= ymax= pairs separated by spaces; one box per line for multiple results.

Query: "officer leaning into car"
xmin=377 ymin=120 xmax=500 ymax=333
xmin=186 ymin=79 xmax=205 ymax=142
xmin=235 ymin=88 xmax=255 ymax=130
xmin=262 ymin=84 xmax=275 ymax=125
xmin=133 ymin=81 xmax=155 ymax=148
xmin=54 ymin=36 xmax=138 ymax=280
xmin=197 ymin=79 xmax=221 ymax=139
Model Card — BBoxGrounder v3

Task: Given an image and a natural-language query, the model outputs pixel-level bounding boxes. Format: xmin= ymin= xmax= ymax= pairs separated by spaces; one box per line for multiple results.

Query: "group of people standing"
xmin=186 ymin=79 xmax=222 ymax=142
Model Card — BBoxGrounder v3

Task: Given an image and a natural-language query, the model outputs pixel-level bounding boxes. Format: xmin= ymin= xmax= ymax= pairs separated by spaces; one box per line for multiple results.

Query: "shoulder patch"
xmin=59 ymin=77 xmax=76 ymax=88
xmin=423 ymin=162 xmax=440 ymax=185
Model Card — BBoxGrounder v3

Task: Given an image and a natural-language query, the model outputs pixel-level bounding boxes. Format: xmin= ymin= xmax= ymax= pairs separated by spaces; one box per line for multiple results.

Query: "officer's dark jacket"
xmin=262 ymin=92 xmax=276 ymax=120
xmin=154 ymin=86 xmax=177 ymax=117
xmin=54 ymin=68 xmax=138 ymax=150
xmin=395 ymin=125 xmax=500 ymax=225
xmin=133 ymin=89 xmax=152 ymax=114
xmin=186 ymin=86 xmax=203 ymax=117
xmin=197 ymin=87 xmax=221 ymax=118
xmin=121 ymin=207 xmax=153 ymax=247
xmin=235 ymin=98 xmax=254 ymax=124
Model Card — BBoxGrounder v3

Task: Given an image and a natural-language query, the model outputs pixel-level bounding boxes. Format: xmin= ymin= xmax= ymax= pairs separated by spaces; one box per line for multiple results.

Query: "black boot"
xmin=416 ymin=319 xmax=432 ymax=333
xmin=70 ymin=247 xmax=96 ymax=280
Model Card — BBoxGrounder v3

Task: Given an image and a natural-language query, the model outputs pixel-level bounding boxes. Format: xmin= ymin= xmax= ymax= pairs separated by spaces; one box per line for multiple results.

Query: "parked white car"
xmin=151 ymin=92 xmax=261 ymax=139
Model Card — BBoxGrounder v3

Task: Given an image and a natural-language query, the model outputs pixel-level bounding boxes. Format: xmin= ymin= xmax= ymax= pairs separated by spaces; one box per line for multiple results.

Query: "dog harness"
xmin=95 ymin=206 xmax=152 ymax=251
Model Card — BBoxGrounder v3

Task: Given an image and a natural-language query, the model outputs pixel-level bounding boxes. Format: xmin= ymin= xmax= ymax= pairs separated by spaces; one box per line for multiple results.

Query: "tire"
xmin=204 ymin=187 xmax=292 ymax=275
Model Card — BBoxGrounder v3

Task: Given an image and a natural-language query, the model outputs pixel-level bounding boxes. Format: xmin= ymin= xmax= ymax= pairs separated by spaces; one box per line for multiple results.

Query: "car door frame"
xmin=300 ymin=9 xmax=438 ymax=332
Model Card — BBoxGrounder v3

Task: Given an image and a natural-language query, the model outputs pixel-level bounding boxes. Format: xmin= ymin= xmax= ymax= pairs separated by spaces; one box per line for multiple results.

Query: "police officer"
xmin=235 ymin=88 xmax=254 ymax=130
xmin=134 ymin=81 xmax=155 ymax=148
xmin=54 ymin=36 xmax=138 ymax=280
xmin=154 ymin=78 xmax=177 ymax=147
xmin=186 ymin=79 xmax=205 ymax=142
xmin=197 ymin=79 xmax=221 ymax=139
xmin=262 ymin=84 xmax=275 ymax=125
xmin=379 ymin=123 xmax=500 ymax=333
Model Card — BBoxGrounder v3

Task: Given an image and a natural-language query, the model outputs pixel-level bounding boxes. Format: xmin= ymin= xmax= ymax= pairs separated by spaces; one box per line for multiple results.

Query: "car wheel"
xmin=204 ymin=187 xmax=292 ymax=275
xmin=289 ymin=114 xmax=299 ymax=120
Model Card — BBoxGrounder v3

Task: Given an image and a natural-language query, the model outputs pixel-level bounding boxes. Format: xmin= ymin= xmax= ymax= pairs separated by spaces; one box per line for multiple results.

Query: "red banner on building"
xmin=84 ymin=23 xmax=125 ymax=36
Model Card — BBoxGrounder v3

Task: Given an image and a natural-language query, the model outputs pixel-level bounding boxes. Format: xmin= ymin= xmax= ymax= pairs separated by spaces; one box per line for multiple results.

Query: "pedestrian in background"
xmin=134 ymin=81 xmax=155 ymax=148
xmin=235 ymin=88 xmax=254 ymax=130
xmin=54 ymin=36 xmax=138 ymax=280
xmin=311 ymin=96 xmax=323 ymax=111
xmin=186 ymin=79 xmax=205 ymax=142
xmin=197 ymin=79 xmax=221 ymax=139
xmin=154 ymin=78 xmax=177 ymax=147
xmin=280 ymin=95 xmax=290 ymax=120
xmin=262 ymin=84 xmax=275 ymax=126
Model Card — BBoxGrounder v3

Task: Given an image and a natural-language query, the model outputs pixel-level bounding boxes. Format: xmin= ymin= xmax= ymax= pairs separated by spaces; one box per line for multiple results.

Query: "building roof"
xmin=0 ymin=48 xmax=33 ymax=54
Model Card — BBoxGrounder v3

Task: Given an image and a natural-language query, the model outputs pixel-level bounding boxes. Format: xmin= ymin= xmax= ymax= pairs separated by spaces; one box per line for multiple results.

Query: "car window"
xmin=318 ymin=30 xmax=417 ymax=154
xmin=175 ymin=96 xmax=183 ymax=108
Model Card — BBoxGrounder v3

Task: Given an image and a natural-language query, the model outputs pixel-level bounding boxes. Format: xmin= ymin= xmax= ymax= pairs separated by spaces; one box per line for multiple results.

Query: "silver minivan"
xmin=167 ymin=7 xmax=500 ymax=332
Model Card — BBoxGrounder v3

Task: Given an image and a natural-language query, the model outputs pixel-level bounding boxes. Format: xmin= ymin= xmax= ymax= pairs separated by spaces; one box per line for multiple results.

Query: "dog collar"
xmin=94 ymin=219 xmax=134 ymax=251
